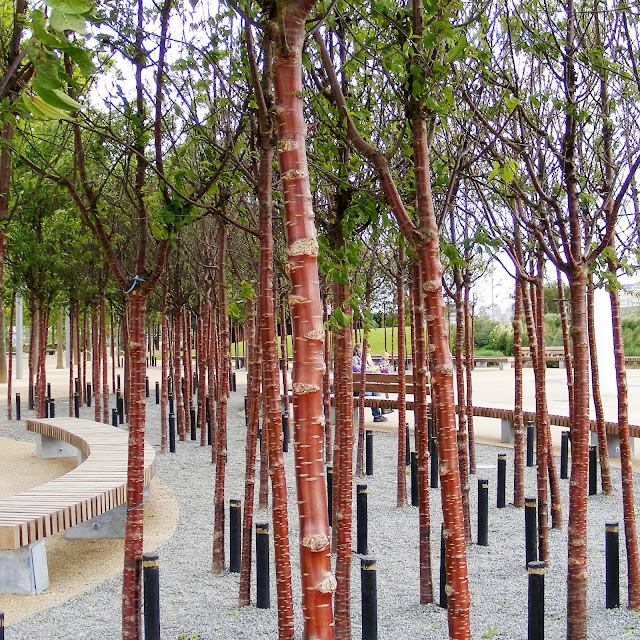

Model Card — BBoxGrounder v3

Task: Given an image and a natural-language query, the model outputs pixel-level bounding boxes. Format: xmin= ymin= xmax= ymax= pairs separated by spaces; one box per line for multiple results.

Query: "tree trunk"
xmin=198 ymin=307 xmax=208 ymax=447
xmin=322 ymin=297 xmax=332 ymax=464
xmin=567 ymin=269 xmax=590 ymax=637
xmin=161 ymin=298 xmax=169 ymax=454
xmin=92 ymin=305 xmax=102 ymax=422
xmin=239 ymin=299 xmax=260 ymax=606
xmin=586 ymin=282 xmax=614 ymax=495
xmin=557 ymin=270 xmax=574 ymax=417
xmin=7 ymin=293 xmax=14 ymax=420
xmin=609 ymin=277 xmax=640 ymax=608
xmin=121 ymin=290 xmax=147 ymax=639
xmin=173 ymin=309 xmax=186 ymax=441
xmin=271 ymin=6 xmax=335 ymax=636
xmin=396 ymin=248 xmax=407 ymax=508
xmin=101 ymin=292 xmax=109 ymax=424
xmin=280 ymin=300 xmax=289 ymax=416
xmin=212 ymin=225 xmax=229 ymax=574
xmin=332 ymin=281 xmax=354 ymax=640
xmin=512 ymin=278 xmax=524 ymax=508
xmin=412 ymin=263 xmax=434 ymax=603
xmin=57 ymin=307 xmax=64 ymax=369
xmin=69 ymin=302 xmax=75 ymax=417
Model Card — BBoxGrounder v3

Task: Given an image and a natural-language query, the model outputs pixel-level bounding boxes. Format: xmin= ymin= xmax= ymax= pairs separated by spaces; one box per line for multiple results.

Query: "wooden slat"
xmin=0 ymin=418 xmax=156 ymax=550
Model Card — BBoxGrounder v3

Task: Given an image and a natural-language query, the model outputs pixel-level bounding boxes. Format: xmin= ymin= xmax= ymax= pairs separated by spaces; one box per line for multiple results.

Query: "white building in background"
xmin=619 ymin=282 xmax=640 ymax=316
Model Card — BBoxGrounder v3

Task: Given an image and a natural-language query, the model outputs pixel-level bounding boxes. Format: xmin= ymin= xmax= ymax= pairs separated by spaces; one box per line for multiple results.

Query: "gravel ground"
xmin=2 ymin=373 xmax=640 ymax=639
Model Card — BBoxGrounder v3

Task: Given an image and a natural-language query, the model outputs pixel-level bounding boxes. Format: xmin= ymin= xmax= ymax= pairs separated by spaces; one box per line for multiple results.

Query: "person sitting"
xmin=352 ymin=343 xmax=386 ymax=422
xmin=378 ymin=351 xmax=394 ymax=414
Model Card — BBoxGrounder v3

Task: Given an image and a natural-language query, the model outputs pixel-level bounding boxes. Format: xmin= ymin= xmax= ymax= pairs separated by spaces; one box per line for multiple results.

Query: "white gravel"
xmin=2 ymin=372 xmax=640 ymax=639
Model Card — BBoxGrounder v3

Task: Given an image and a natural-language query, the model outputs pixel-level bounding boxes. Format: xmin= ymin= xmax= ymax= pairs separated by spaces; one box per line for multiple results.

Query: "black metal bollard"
xmin=44 ymin=398 xmax=49 ymax=419
xmin=117 ymin=393 xmax=124 ymax=424
xmin=145 ymin=376 xmax=150 ymax=398
xmin=526 ymin=423 xmax=535 ymax=467
xmin=560 ymin=431 xmax=569 ymax=479
xmin=75 ymin=378 xmax=79 ymax=394
xmin=244 ymin=396 xmax=248 ymax=426
xmin=439 ymin=524 xmax=447 ymax=609
xmin=155 ymin=381 xmax=160 ymax=405
xmin=190 ymin=408 xmax=196 ymax=441
xmin=430 ymin=437 xmax=439 ymax=489
xmin=117 ymin=374 xmax=121 ymax=390
xmin=47 ymin=383 xmax=51 ymax=399
xmin=86 ymin=383 xmax=92 ymax=408
xmin=168 ymin=392 xmax=174 ymax=415
xmin=361 ymin=557 xmax=378 ymax=640
xmin=528 ymin=561 xmax=545 ymax=640
xmin=49 ymin=399 xmax=55 ymax=418
xmin=606 ymin=522 xmax=620 ymax=609
xmin=357 ymin=484 xmax=368 ymax=555
xmin=525 ymin=497 xmax=537 ymax=568
xmin=410 ymin=451 xmax=418 ymax=507
xmin=497 ymin=454 xmax=506 ymax=508
xmin=256 ymin=522 xmax=270 ymax=609
xmin=326 ymin=466 xmax=333 ymax=527
xmin=0 ymin=611 xmax=4 ymax=640
xmin=112 ymin=408 xmax=118 ymax=428
xmin=169 ymin=413 xmax=176 ymax=453
xmin=365 ymin=430 xmax=373 ymax=476
xmin=282 ymin=413 xmax=289 ymax=453
xmin=74 ymin=392 xmax=79 ymax=418
xmin=231 ymin=372 xmax=237 ymax=392
xmin=16 ymin=393 xmax=20 ymax=421
xmin=143 ymin=552 xmax=160 ymax=640
xmin=229 ymin=500 xmax=241 ymax=573
xmin=589 ymin=445 xmax=598 ymax=496
xmin=478 ymin=479 xmax=489 ymax=546
xmin=405 ymin=426 xmax=410 ymax=466
xmin=207 ymin=417 xmax=212 ymax=446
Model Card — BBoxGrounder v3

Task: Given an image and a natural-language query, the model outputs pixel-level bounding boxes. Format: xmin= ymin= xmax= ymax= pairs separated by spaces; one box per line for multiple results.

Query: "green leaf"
xmin=504 ymin=96 xmax=520 ymax=112
xmin=32 ymin=81 xmax=82 ymax=112
xmin=66 ymin=45 xmax=94 ymax=76
xmin=33 ymin=60 xmax=61 ymax=90
xmin=45 ymin=0 xmax=92 ymax=14
xmin=26 ymin=94 xmax=72 ymax=120
xmin=49 ymin=8 xmax=87 ymax=35
xmin=241 ymin=281 xmax=255 ymax=300
xmin=31 ymin=10 xmax=65 ymax=49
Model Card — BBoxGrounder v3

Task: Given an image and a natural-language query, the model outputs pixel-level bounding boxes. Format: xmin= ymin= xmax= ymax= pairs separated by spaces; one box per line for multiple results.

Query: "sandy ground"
xmin=0 ymin=438 xmax=179 ymax=625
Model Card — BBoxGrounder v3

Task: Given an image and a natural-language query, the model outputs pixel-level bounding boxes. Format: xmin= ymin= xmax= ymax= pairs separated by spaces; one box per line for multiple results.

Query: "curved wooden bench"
xmin=0 ymin=417 xmax=156 ymax=594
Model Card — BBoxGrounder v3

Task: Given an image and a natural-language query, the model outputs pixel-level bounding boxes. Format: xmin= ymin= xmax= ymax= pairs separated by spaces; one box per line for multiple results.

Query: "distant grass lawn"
xmin=229 ymin=326 xmax=412 ymax=357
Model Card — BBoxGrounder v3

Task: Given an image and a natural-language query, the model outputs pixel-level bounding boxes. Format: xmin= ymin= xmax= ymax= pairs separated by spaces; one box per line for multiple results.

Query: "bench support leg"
xmin=36 ymin=434 xmax=78 ymax=460
xmin=501 ymin=419 xmax=515 ymax=444
xmin=0 ymin=541 xmax=49 ymax=595
xmin=499 ymin=361 xmax=512 ymax=371
xmin=64 ymin=486 xmax=151 ymax=539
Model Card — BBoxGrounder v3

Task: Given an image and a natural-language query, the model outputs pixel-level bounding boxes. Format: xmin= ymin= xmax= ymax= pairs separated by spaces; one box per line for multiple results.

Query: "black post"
xmin=365 ymin=430 xmax=373 ymax=476
xmin=142 ymin=552 xmax=160 ymax=640
xmin=117 ymin=373 xmax=121 ymax=390
xmin=47 ymin=382 xmax=51 ymax=399
xmin=0 ymin=611 xmax=4 ymax=640
xmin=155 ymin=381 xmax=160 ymax=405
xmin=561 ymin=431 xmax=569 ymax=479
xmin=410 ymin=451 xmax=418 ymax=507
xmin=207 ymin=416 xmax=212 ymax=446
xmin=168 ymin=392 xmax=174 ymax=415
xmin=16 ymin=393 xmax=20 ymax=421
xmin=326 ymin=466 xmax=333 ymax=527
xmin=478 ymin=478 xmax=489 ymax=546
xmin=439 ymin=524 xmax=447 ymax=609
xmin=49 ymin=399 xmax=55 ymax=418
xmin=145 ymin=376 xmax=150 ymax=398
xmin=256 ymin=522 xmax=270 ymax=609
xmin=75 ymin=378 xmax=79 ymax=393
xmin=528 ymin=561 xmax=545 ymax=640
xmin=231 ymin=372 xmax=237 ymax=392
xmin=361 ymin=557 xmax=378 ymax=640
xmin=405 ymin=426 xmax=410 ymax=466
xmin=525 ymin=497 xmax=537 ymax=568
xmin=117 ymin=393 xmax=124 ymax=424
xmin=86 ymin=383 xmax=92 ymax=408
xmin=430 ymin=437 xmax=439 ymax=489
xmin=190 ymin=408 xmax=196 ymax=441
xmin=74 ymin=392 xmax=79 ymax=418
xmin=169 ymin=413 xmax=176 ymax=453
xmin=357 ymin=484 xmax=368 ymax=555
xmin=229 ymin=500 xmax=241 ymax=573
xmin=244 ymin=396 xmax=248 ymax=427
xmin=112 ymin=408 xmax=118 ymax=428
xmin=526 ymin=423 xmax=535 ymax=467
xmin=606 ymin=522 xmax=620 ymax=609
xmin=44 ymin=398 xmax=49 ymax=419
xmin=589 ymin=445 xmax=598 ymax=496
xmin=497 ymin=454 xmax=506 ymax=508
xmin=282 ymin=413 xmax=289 ymax=453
